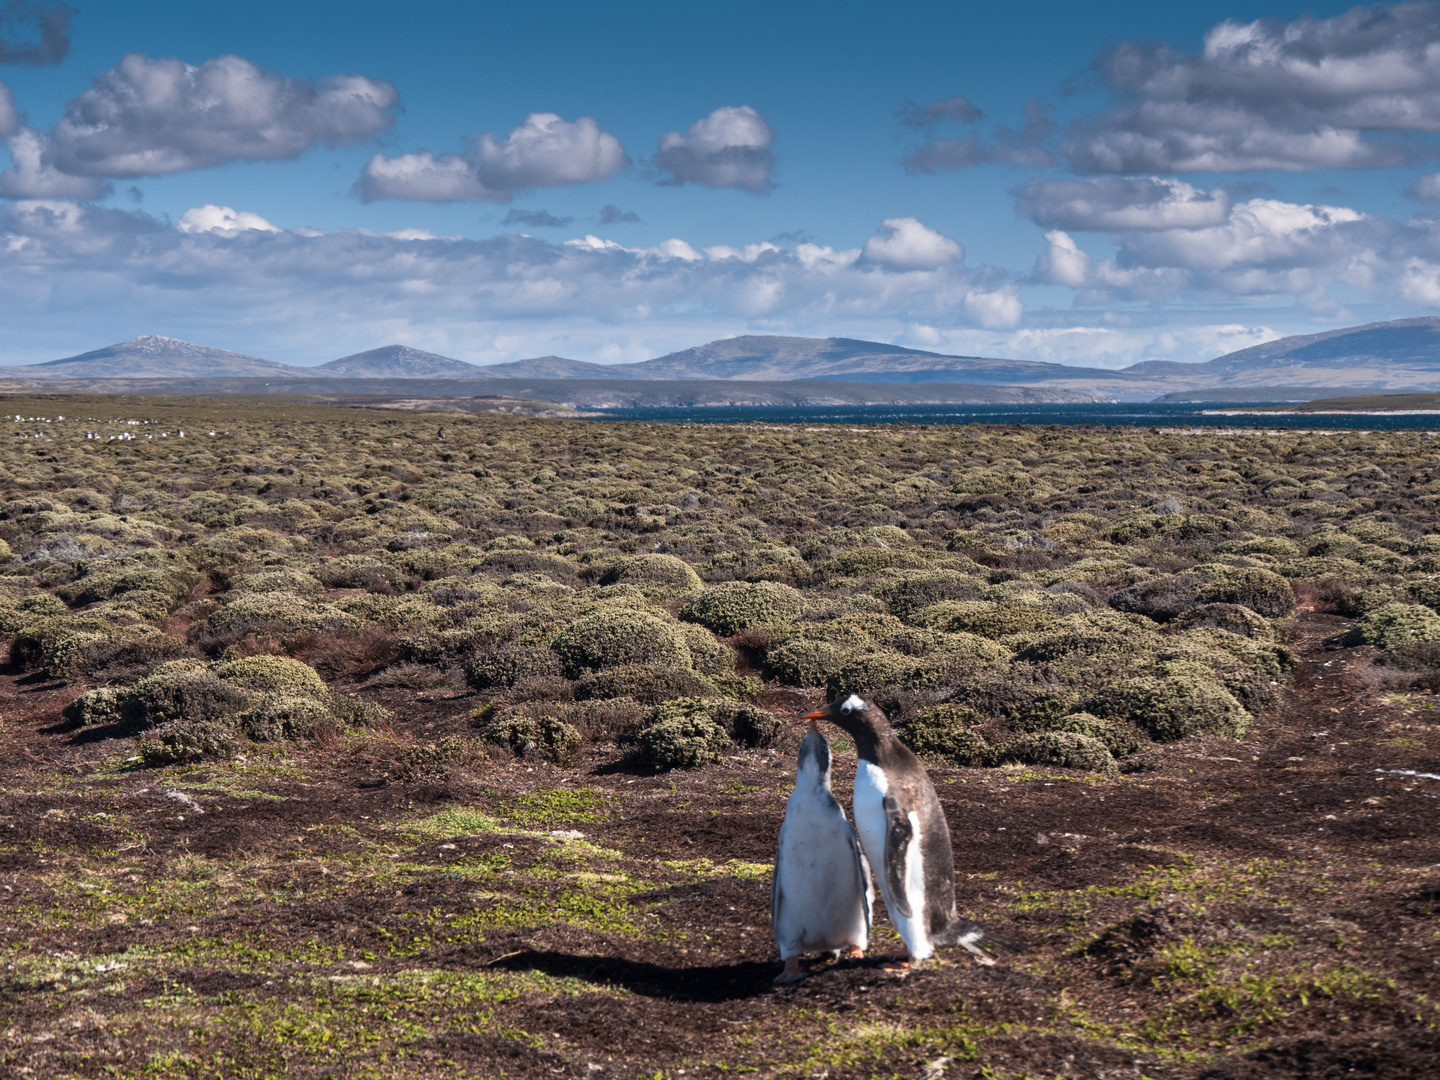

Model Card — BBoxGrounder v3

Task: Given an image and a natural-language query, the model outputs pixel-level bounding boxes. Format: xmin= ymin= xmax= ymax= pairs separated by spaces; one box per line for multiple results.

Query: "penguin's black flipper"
xmin=881 ymin=795 xmax=914 ymax=919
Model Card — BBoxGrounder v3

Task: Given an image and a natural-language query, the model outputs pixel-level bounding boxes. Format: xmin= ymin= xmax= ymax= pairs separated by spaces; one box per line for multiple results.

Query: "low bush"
xmin=1000 ymin=731 xmax=1117 ymax=774
xmin=120 ymin=664 xmax=251 ymax=732
xmin=137 ymin=719 xmax=243 ymax=764
xmin=240 ymin=693 xmax=331 ymax=741
xmin=637 ymin=698 xmax=733 ymax=770
xmin=766 ymin=639 xmax=852 ymax=688
xmin=599 ymin=554 xmax=704 ymax=595
xmin=1107 ymin=576 xmax=1199 ymax=622
xmin=551 ymin=611 xmax=692 ymax=676
xmin=1190 ymin=565 xmax=1296 ymax=618
xmin=676 ymin=622 xmax=735 ymax=676
xmin=899 ymin=704 xmax=991 ymax=766
xmin=1086 ymin=675 xmax=1251 ymax=742
xmin=1345 ymin=603 xmax=1440 ymax=650
xmin=216 ymin=655 xmax=328 ymax=696
xmin=206 ymin=592 xmax=362 ymax=643
xmin=679 ymin=581 xmax=805 ymax=637
xmin=233 ymin=569 xmax=325 ymax=597
xmin=62 ymin=686 xmax=125 ymax=726
xmin=464 ymin=644 xmax=564 ymax=690
xmin=485 ymin=707 xmax=583 ymax=766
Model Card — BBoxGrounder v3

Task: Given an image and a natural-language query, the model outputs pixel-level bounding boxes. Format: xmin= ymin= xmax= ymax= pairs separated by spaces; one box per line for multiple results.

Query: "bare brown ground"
xmin=3 ymin=613 xmax=1440 ymax=1079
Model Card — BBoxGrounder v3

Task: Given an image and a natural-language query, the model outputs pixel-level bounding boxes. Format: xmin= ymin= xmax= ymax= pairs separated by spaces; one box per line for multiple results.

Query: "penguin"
xmin=803 ymin=694 xmax=1006 ymax=968
xmin=770 ymin=720 xmax=874 ymax=985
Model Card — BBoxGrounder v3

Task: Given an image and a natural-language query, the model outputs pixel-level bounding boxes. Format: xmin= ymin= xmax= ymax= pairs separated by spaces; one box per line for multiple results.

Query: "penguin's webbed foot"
xmin=840 ymin=945 xmax=865 ymax=961
xmin=773 ymin=958 xmax=807 ymax=986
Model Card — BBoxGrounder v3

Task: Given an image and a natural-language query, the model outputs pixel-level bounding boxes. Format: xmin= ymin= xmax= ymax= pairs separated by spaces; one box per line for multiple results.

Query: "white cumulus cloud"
xmin=177 ymin=204 xmax=281 ymax=236
xmin=46 ymin=53 xmax=398 ymax=178
xmin=862 ymin=216 xmax=964 ymax=270
xmin=356 ymin=112 xmax=627 ymax=203
xmin=652 ymin=105 xmax=775 ymax=193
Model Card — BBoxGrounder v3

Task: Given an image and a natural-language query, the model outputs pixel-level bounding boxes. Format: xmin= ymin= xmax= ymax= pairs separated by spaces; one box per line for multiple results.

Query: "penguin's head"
xmin=802 ymin=693 xmax=887 ymax=739
xmin=795 ymin=719 xmax=831 ymax=781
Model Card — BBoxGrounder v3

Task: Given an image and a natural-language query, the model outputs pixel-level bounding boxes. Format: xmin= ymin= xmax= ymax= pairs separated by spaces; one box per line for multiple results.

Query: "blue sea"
xmin=586 ymin=403 xmax=1440 ymax=430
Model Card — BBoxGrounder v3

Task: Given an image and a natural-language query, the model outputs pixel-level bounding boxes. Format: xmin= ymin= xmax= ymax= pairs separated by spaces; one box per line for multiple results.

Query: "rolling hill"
xmin=318 ymin=346 xmax=483 ymax=378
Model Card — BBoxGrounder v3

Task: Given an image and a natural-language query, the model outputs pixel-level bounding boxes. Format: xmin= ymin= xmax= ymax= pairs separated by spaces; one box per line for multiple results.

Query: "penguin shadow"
xmin=485 ymin=949 xmax=776 ymax=1002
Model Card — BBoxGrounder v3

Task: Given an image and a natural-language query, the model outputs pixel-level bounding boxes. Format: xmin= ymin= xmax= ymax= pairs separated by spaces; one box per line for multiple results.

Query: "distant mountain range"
xmin=6 ymin=317 xmax=1440 ymax=401
xmin=319 ymin=345 xmax=484 ymax=378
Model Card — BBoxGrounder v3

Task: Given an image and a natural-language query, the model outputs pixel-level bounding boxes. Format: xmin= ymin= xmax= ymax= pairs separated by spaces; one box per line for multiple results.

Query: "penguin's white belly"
xmin=853 ymin=760 xmax=932 ymax=960
xmin=772 ymin=800 xmax=869 ymax=958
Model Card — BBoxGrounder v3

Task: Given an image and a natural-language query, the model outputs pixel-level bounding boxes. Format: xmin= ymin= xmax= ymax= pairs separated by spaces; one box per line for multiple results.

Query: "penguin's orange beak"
xmin=807 ymin=718 xmax=819 ymax=735
xmin=802 ymin=707 xmax=829 ymax=720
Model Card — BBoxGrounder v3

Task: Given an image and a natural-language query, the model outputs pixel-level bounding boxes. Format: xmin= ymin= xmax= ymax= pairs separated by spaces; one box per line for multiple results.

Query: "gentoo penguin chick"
xmin=771 ymin=721 xmax=874 ymax=985
xmin=804 ymin=694 xmax=1005 ymax=968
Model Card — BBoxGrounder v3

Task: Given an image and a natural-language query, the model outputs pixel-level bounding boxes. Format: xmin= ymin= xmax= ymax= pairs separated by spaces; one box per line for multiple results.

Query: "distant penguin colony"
xmin=770 ymin=720 xmax=873 ymax=984
xmin=795 ymin=694 xmax=1008 ymax=969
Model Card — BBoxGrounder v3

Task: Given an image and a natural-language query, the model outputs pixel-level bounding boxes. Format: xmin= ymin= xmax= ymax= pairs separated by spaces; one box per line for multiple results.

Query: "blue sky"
xmin=4 ymin=0 xmax=1440 ymax=367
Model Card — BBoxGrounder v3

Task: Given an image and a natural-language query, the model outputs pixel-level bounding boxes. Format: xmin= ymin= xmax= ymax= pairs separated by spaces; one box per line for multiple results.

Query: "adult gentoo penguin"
xmin=771 ymin=721 xmax=873 ymax=984
xmin=803 ymin=694 xmax=1005 ymax=967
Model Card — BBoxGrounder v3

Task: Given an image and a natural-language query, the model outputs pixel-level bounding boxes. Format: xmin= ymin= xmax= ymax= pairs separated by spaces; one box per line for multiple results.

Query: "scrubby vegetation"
xmin=3 ymin=399 xmax=1439 ymax=778
xmin=6 ymin=398 xmax=1440 ymax=1078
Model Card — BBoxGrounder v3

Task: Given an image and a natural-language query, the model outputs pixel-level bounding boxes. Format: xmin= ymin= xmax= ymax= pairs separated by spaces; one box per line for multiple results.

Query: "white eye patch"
xmin=841 ymin=694 xmax=865 ymax=713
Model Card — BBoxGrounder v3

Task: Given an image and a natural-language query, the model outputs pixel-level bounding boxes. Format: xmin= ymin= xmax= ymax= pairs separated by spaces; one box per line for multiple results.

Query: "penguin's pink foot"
xmin=840 ymin=945 xmax=865 ymax=960
xmin=773 ymin=958 xmax=807 ymax=985
xmin=879 ymin=956 xmax=912 ymax=972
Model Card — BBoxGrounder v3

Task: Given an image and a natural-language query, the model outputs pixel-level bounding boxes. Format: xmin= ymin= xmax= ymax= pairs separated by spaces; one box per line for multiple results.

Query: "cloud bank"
xmin=357 ymin=112 xmax=626 ymax=202
xmin=46 ymin=53 xmax=398 ymax=178
xmin=653 ymin=106 xmax=775 ymax=192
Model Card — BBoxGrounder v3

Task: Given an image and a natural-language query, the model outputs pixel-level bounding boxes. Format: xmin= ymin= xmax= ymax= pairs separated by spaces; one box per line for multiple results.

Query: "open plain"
xmin=3 ymin=396 xmax=1440 ymax=1079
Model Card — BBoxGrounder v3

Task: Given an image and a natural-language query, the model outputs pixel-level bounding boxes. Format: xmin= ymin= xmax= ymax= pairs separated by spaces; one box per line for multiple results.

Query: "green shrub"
xmin=328 ymin=695 xmax=392 ymax=730
xmin=871 ymin=570 xmax=982 ymax=618
xmin=317 ymin=556 xmax=403 ymax=592
xmin=1000 ymin=731 xmax=1117 ymax=774
xmin=676 ymin=622 xmax=735 ymax=676
xmin=121 ymin=665 xmax=252 ymax=732
xmin=637 ymin=699 xmax=733 ymax=769
xmin=233 ymin=569 xmax=325 ymax=597
xmin=42 ymin=625 xmax=189 ymax=682
xmin=763 ymin=639 xmax=854 ymax=686
xmin=574 ymin=664 xmax=717 ymax=705
xmin=1169 ymin=603 xmax=1274 ymax=640
xmin=207 ymin=592 xmax=362 ymax=642
xmin=393 ymin=735 xmax=484 ymax=779
xmin=679 ymin=581 xmax=805 ymax=637
xmin=1345 ymin=603 xmax=1440 ymax=650
xmin=241 ymin=693 xmax=332 ymax=741
xmin=899 ymin=705 xmax=991 ymax=766
xmin=817 ymin=548 xmax=930 ymax=579
xmin=551 ymin=611 xmax=692 ymax=676
xmin=1189 ymin=565 xmax=1295 ymax=617
xmin=464 ymin=645 xmax=564 ymax=690
xmin=599 ymin=554 xmax=704 ymax=595
xmin=1107 ymin=576 xmax=1200 ymax=622
xmin=62 ymin=686 xmax=126 ymax=726
xmin=708 ymin=700 xmax=782 ymax=748
xmin=486 ymin=707 xmax=582 ymax=766
xmin=911 ymin=600 xmax=1056 ymax=639
xmin=1086 ymin=676 xmax=1251 ymax=742
xmin=56 ymin=563 xmax=195 ymax=608
xmin=138 ymin=719 xmax=243 ymax=764
xmin=1039 ymin=711 xmax=1143 ymax=758
xmin=216 ymin=655 xmax=328 ymax=696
